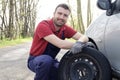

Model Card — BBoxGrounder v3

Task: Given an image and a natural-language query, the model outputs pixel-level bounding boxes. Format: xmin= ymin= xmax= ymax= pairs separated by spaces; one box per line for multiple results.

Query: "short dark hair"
xmin=55 ymin=3 xmax=71 ymax=13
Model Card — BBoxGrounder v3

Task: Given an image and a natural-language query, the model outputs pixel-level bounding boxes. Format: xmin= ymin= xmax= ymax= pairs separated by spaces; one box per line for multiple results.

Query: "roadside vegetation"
xmin=0 ymin=37 xmax=32 ymax=48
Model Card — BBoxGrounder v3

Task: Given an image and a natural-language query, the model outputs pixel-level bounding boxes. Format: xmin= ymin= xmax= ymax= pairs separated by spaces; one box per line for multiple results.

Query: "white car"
xmin=58 ymin=0 xmax=120 ymax=80
xmin=86 ymin=0 xmax=120 ymax=79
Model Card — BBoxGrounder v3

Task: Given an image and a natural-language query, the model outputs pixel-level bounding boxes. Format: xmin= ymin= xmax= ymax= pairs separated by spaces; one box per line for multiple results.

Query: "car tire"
xmin=58 ymin=47 xmax=112 ymax=80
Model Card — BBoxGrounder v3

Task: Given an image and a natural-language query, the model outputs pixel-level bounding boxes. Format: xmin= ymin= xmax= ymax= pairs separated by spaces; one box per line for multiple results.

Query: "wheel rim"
xmin=66 ymin=55 xmax=99 ymax=80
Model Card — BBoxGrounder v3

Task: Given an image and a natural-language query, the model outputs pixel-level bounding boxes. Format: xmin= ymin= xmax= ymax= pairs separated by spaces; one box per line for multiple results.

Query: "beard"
xmin=54 ymin=18 xmax=66 ymax=27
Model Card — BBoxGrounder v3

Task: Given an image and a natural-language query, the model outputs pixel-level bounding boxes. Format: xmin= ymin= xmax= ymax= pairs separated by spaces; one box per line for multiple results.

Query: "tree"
xmin=76 ymin=0 xmax=92 ymax=33
xmin=0 ymin=0 xmax=8 ymax=40
xmin=87 ymin=0 xmax=92 ymax=27
xmin=0 ymin=0 xmax=39 ymax=40
xmin=67 ymin=0 xmax=92 ymax=33
xmin=77 ymin=0 xmax=85 ymax=33
xmin=8 ymin=0 xmax=14 ymax=40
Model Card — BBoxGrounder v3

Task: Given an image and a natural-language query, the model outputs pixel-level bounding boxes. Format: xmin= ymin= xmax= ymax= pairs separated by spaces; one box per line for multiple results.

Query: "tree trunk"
xmin=7 ymin=0 xmax=14 ymax=40
xmin=87 ymin=0 xmax=92 ymax=27
xmin=77 ymin=0 xmax=85 ymax=33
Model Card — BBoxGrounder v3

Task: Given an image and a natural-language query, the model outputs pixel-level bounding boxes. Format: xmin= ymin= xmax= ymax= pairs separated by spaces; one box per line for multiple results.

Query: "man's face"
xmin=53 ymin=7 xmax=70 ymax=27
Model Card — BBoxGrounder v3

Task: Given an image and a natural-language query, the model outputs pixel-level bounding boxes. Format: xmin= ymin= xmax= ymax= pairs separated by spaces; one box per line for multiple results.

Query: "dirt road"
xmin=0 ymin=42 xmax=34 ymax=80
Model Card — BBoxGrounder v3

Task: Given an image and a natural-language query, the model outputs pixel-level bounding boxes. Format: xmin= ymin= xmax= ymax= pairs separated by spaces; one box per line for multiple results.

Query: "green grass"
xmin=0 ymin=37 xmax=32 ymax=48
xmin=0 ymin=37 xmax=76 ymax=48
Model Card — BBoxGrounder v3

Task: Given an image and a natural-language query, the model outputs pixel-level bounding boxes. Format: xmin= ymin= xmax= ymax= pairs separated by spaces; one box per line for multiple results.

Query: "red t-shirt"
xmin=30 ymin=19 xmax=77 ymax=56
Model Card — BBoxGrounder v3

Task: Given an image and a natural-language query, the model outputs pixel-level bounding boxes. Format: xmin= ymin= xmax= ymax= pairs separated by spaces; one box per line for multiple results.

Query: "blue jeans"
xmin=27 ymin=55 xmax=59 ymax=80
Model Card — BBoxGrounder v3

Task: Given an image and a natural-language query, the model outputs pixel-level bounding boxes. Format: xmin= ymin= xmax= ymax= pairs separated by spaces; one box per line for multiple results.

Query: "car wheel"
xmin=58 ymin=47 xmax=112 ymax=80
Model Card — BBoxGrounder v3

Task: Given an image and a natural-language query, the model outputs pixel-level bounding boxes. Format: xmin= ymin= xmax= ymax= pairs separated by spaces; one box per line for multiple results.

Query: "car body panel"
xmin=85 ymin=12 xmax=120 ymax=73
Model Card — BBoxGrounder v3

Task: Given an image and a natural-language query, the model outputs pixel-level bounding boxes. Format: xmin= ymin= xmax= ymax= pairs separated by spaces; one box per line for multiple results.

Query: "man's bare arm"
xmin=44 ymin=34 xmax=74 ymax=49
xmin=72 ymin=32 xmax=89 ymax=43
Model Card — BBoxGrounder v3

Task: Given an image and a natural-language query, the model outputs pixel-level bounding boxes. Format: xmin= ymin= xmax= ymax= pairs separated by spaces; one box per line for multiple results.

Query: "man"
xmin=27 ymin=3 xmax=89 ymax=80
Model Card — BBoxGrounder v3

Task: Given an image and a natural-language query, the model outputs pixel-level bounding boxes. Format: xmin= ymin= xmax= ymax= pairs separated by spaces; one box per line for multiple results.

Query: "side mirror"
xmin=97 ymin=0 xmax=112 ymax=10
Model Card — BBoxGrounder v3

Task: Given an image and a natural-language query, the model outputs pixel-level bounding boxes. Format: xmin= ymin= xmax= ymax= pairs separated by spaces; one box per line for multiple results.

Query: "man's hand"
xmin=70 ymin=41 xmax=85 ymax=54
